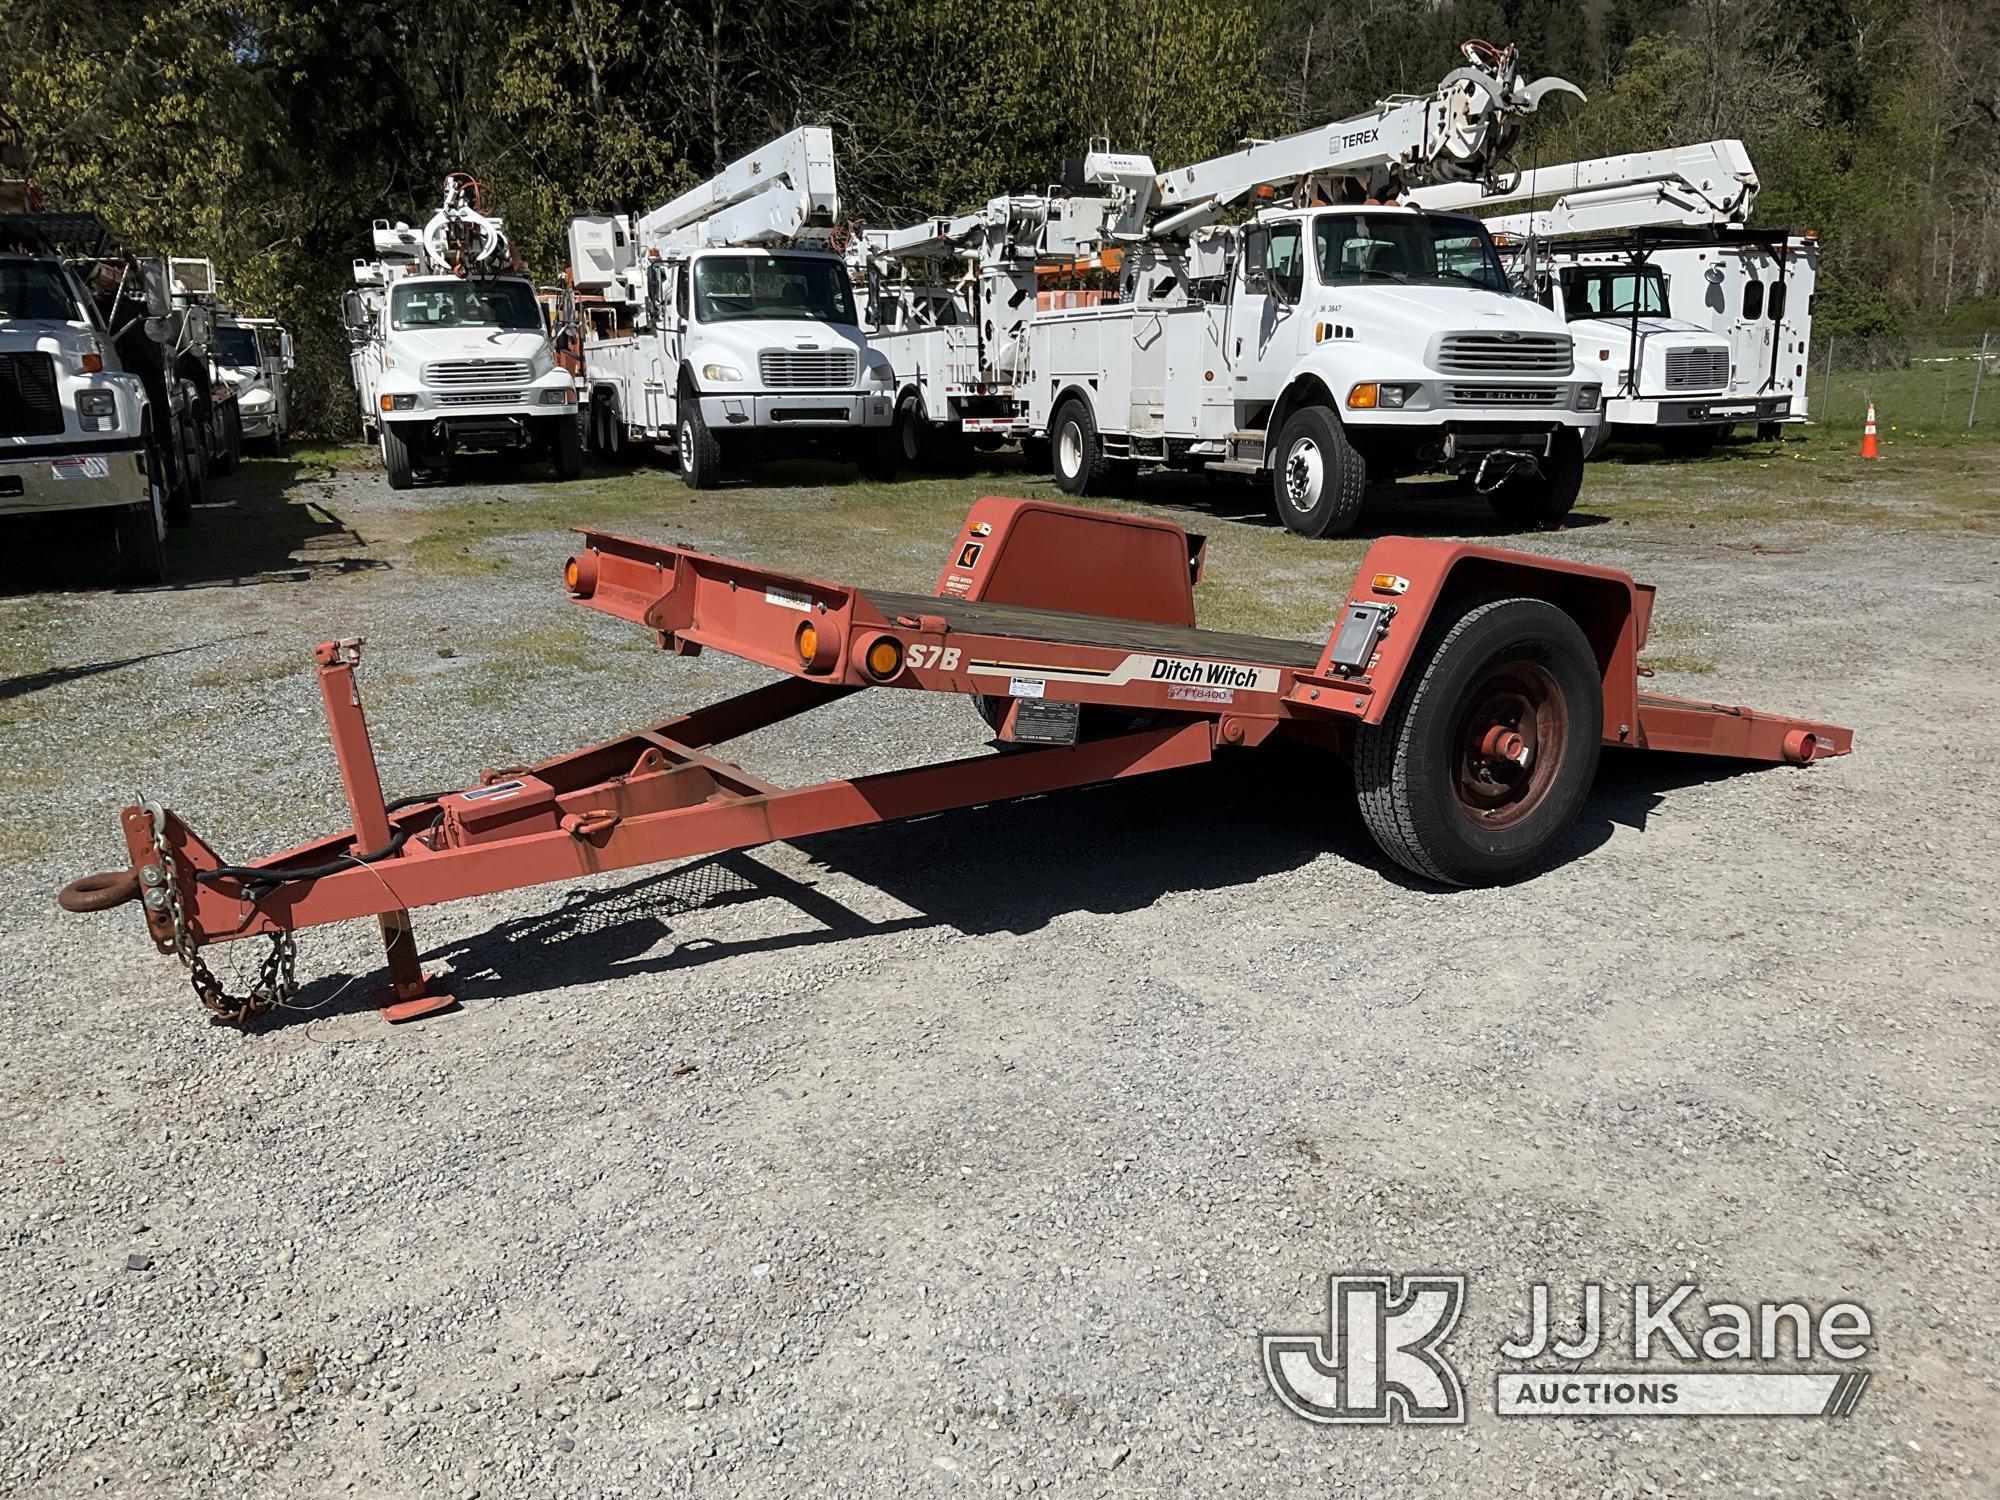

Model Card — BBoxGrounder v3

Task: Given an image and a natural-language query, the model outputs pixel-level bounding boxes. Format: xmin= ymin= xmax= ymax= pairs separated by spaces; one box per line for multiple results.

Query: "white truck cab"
xmin=1528 ymin=254 xmax=1735 ymax=450
xmin=0 ymin=239 xmax=171 ymax=581
xmin=345 ymin=177 xmax=580 ymax=490
xmin=568 ymin=128 xmax=895 ymax=488
xmin=214 ymin=315 xmax=292 ymax=451
xmin=1030 ymin=204 xmax=1602 ymax=535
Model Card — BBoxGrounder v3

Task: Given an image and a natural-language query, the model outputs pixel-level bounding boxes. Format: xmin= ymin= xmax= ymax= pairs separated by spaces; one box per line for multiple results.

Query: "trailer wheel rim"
xmin=1282 ymin=437 xmax=1324 ymax=513
xmin=1450 ymin=658 xmax=1567 ymax=830
xmin=1057 ymin=418 xmax=1082 ymax=478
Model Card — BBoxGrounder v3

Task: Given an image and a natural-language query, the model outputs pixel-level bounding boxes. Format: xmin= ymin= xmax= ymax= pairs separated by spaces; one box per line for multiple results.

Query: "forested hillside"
xmin=6 ymin=0 xmax=1994 ymax=433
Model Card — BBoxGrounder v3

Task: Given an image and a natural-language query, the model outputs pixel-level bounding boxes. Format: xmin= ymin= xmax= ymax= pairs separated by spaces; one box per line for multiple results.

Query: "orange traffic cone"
xmin=1860 ymin=402 xmax=1880 ymax=459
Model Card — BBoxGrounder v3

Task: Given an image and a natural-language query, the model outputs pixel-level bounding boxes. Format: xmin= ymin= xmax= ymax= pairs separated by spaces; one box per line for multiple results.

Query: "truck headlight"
xmin=380 ymin=394 xmax=419 ymax=411
xmin=1576 ymin=385 xmax=1602 ymax=411
xmin=539 ymin=387 xmax=577 ymax=406
xmin=77 ymin=389 xmax=119 ymax=432
xmin=1377 ymin=384 xmax=1416 ymax=409
xmin=701 ymin=363 xmax=743 ymax=383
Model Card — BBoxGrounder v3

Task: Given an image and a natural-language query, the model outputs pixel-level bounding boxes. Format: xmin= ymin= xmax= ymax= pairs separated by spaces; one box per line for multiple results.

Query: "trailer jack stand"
xmin=313 ymin=640 xmax=457 ymax=1022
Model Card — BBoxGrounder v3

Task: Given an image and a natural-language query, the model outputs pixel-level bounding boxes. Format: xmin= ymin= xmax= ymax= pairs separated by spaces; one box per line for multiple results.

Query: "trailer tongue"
xmin=59 ymin=499 xmax=1850 ymax=1025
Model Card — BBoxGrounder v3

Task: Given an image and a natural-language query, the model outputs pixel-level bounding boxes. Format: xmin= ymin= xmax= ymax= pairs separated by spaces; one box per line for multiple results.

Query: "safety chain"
xmin=148 ymin=803 xmax=298 ymax=1025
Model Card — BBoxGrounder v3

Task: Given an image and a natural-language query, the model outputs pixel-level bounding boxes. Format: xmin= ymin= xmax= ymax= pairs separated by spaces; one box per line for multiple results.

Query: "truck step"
xmin=1227 ymin=431 xmax=1267 ymax=464
xmin=1206 ymin=460 xmax=1263 ymax=476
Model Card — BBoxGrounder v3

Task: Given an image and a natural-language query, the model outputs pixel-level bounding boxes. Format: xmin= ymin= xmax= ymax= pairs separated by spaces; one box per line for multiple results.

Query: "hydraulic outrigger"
xmin=60 ymin=500 xmax=1851 ymax=1025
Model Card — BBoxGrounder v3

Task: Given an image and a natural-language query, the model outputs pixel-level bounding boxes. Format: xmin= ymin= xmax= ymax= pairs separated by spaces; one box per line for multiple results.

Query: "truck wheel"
xmin=213 ymin=404 xmax=241 ymax=477
xmin=380 ymin=422 xmax=415 ymax=490
xmin=113 ymin=481 xmax=168 ymax=587
xmin=1271 ymin=404 xmax=1365 ymax=537
xmin=677 ymin=400 xmax=721 ymax=489
xmin=1485 ymin=429 xmax=1583 ymax=530
xmin=894 ymin=391 xmax=929 ymax=469
xmin=165 ymin=430 xmax=200 ymax=528
xmin=1051 ymin=397 xmax=1111 ymax=495
xmin=1354 ymin=596 xmax=1602 ymax=886
xmin=550 ymin=413 xmax=584 ymax=481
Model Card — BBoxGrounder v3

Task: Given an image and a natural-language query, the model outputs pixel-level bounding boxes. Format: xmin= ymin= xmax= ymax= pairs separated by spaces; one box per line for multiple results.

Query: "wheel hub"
xmin=1058 ymin=421 xmax=1082 ymax=477
xmin=1284 ymin=438 xmax=1323 ymax=511
xmin=1452 ymin=659 xmax=1566 ymax=828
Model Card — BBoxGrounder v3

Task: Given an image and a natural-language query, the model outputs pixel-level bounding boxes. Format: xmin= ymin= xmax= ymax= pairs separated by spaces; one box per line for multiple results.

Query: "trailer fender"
xmin=1330 ymin=539 xmax=1652 ymax=744
xmin=1265 ymin=374 xmax=1339 ymax=467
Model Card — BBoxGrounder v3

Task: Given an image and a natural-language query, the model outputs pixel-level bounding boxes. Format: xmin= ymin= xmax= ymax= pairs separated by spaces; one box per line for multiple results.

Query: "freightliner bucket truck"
xmin=565 ymin=127 xmax=895 ymax=489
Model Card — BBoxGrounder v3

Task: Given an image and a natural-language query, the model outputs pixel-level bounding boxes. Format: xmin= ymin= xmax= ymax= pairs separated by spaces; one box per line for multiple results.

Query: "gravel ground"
xmin=1 ymin=447 xmax=1995 ymax=1499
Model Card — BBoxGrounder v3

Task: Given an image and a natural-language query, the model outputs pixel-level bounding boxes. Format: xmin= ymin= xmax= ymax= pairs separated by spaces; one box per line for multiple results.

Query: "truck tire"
xmin=1485 ymin=429 xmax=1583 ymax=530
xmin=677 ymin=397 xmax=721 ymax=490
xmin=550 ymin=413 xmax=583 ymax=481
xmin=113 ymin=476 xmax=168 ymax=587
xmin=1051 ymin=396 xmax=1111 ymax=495
xmin=380 ymin=422 xmax=416 ymax=490
xmin=1271 ymin=404 xmax=1365 ymax=537
xmin=165 ymin=427 xmax=200 ymax=528
xmin=1354 ymin=595 xmax=1602 ymax=886
xmin=212 ymin=403 xmax=241 ymax=477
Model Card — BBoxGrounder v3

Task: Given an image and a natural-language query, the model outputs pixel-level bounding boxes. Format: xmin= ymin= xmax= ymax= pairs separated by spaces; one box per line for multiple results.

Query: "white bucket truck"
xmin=214 ymin=313 xmax=293 ymax=452
xmin=565 ymin=127 xmax=894 ymax=488
xmin=1017 ymin=43 xmax=1602 ymax=537
xmin=1409 ymin=141 xmax=1795 ymax=451
xmin=344 ymin=173 xmax=579 ymax=490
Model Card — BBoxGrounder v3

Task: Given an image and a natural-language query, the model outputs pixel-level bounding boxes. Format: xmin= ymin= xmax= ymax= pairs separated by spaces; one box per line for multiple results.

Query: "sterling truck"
xmin=344 ymin=173 xmax=579 ymax=489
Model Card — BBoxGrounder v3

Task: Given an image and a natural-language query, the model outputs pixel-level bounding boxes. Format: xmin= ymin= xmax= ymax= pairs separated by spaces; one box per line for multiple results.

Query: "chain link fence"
xmin=1814 ymin=332 xmax=1994 ymax=434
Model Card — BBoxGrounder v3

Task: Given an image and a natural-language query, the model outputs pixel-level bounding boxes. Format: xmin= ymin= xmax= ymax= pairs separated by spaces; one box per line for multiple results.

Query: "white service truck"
xmin=1018 ymin=43 xmax=1598 ymax=537
xmin=214 ymin=313 xmax=293 ymax=452
xmin=854 ymin=164 xmax=1155 ymax=472
xmin=566 ymin=126 xmax=894 ymax=488
xmin=0 ymin=211 xmax=227 ymax=582
xmin=344 ymin=173 xmax=579 ymax=490
xmin=1408 ymin=141 xmax=1792 ymax=450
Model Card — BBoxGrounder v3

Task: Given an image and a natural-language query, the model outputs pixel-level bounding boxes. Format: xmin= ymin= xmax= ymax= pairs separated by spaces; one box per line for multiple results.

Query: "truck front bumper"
xmin=700 ymin=392 xmax=894 ymax=430
xmin=1652 ymin=395 xmax=1794 ymax=425
xmin=0 ymin=443 xmax=150 ymax=518
xmin=239 ymin=408 xmax=279 ymax=439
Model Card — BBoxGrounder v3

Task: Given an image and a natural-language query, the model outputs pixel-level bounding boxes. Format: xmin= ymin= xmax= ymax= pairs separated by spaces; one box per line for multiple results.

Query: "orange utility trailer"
xmin=61 ymin=499 xmax=1850 ymax=1024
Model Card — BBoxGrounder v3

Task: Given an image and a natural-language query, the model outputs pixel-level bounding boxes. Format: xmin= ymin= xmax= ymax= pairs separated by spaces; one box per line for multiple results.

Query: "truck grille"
xmin=0 ymin=352 xmax=64 ymax=437
xmin=1435 ymin=332 xmax=1573 ymax=377
xmin=433 ymin=390 xmax=526 ymax=406
xmin=1664 ymin=348 xmax=1730 ymax=391
xmin=759 ymin=350 xmax=857 ymax=389
xmin=425 ymin=359 xmax=535 ymax=388
xmin=1447 ymin=385 xmax=1563 ymax=407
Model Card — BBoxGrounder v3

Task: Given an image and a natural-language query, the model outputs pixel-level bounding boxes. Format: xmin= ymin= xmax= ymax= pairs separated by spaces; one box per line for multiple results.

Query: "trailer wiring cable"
xmin=192 ymin=790 xmax=452 ymax=904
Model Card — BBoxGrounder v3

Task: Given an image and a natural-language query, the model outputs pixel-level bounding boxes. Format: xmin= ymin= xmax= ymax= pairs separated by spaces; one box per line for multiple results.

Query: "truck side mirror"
xmin=340 ymin=291 xmax=370 ymax=344
xmin=281 ymin=330 xmax=295 ymax=370
xmin=1241 ymin=227 xmax=1270 ymax=295
xmin=142 ymin=315 xmax=175 ymax=345
xmin=138 ymin=260 xmax=173 ymax=319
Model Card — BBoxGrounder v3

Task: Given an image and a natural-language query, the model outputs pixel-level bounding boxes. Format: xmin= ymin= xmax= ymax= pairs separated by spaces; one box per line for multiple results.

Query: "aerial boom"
xmin=1406 ymin=139 xmax=1760 ymax=237
xmin=638 ymin=127 xmax=839 ymax=251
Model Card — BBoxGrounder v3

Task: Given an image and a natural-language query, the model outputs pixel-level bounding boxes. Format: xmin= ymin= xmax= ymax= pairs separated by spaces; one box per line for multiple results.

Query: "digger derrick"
xmin=60 ymin=500 xmax=1850 ymax=1026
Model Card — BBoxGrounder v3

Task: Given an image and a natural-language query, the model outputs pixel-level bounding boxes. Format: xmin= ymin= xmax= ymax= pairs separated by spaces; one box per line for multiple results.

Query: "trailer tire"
xmin=550 ymin=413 xmax=584 ymax=481
xmin=1051 ymin=397 xmax=1110 ymax=495
xmin=380 ymin=421 xmax=416 ymax=491
xmin=1271 ymin=404 xmax=1365 ymax=537
xmin=1354 ymin=595 xmax=1602 ymax=887
xmin=1485 ymin=429 xmax=1582 ymax=530
xmin=677 ymin=400 xmax=721 ymax=490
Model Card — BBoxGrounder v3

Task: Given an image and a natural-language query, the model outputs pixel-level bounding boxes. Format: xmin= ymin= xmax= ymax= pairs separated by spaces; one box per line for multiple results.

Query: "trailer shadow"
xmin=272 ymin=744 xmax=1767 ymax=1024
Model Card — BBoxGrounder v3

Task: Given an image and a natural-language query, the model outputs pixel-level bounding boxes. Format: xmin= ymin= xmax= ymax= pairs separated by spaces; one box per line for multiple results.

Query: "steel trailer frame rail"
xmin=60 ymin=498 xmax=1851 ymax=1026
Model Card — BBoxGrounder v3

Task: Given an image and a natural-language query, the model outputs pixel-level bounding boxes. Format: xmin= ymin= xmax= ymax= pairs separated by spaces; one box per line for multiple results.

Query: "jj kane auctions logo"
xmin=1263 ymin=1275 xmax=1873 ymax=1424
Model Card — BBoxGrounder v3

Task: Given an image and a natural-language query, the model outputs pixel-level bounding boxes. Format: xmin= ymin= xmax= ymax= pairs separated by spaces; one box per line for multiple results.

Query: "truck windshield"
xmin=389 ymin=279 xmax=542 ymax=332
xmin=694 ymin=254 xmax=857 ymax=326
xmin=215 ymin=327 xmax=261 ymax=365
xmin=1312 ymin=213 xmax=1508 ymax=292
xmin=1558 ymin=266 xmax=1668 ymax=320
xmin=1 ymin=261 xmax=83 ymax=321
